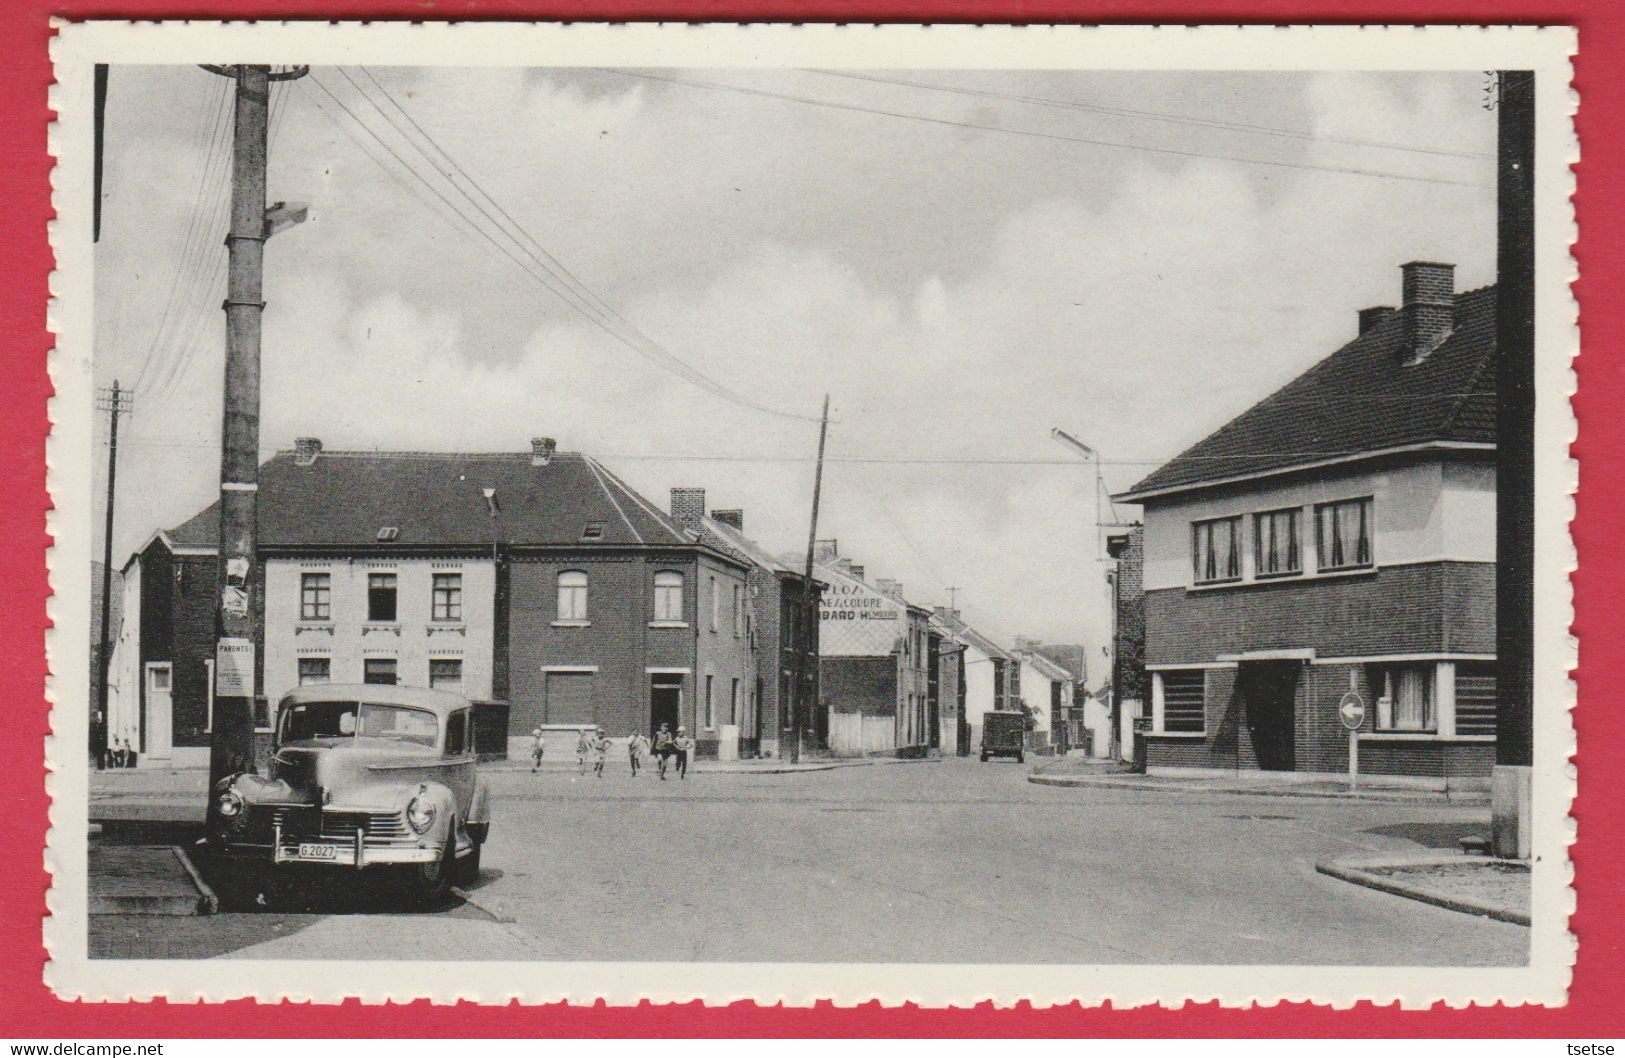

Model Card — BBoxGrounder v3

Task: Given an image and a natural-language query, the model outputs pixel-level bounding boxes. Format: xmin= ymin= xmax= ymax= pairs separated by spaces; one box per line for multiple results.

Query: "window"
xmin=445 ymin=710 xmax=468 ymax=755
xmin=705 ymin=674 xmax=715 ymax=729
xmin=733 ymin=584 xmax=745 ymax=637
xmin=432 ymin=573 xmax=462 ymax=622
xmin=1192 ymin=517 xmax=1242 ymax=584
xmin=709 ymin=577 xmax=720 ymax=632
xmin=557 ymin=570 xmax=588 ymax=621
xmin=653 ymin=572 xmax=684 ymax=622
xmin=429 ymin=658 xmax=463 ymax=690
xmin=297 ymin=657 xmax=331 ymax=686
xmin=730 ymin=677 xmax=740 ymax=725
xmin=1316 ymin=498 xmax=1374 ymax=572
xmin=367 ymin=573 xmax=398 ymax=622
xmin=1161 ymin=670 xmax=1205 ymax=733
xmin=1371 ymin=663 xmax=1435 ymax=731
xmin=1253 ymin=508 xmax=1302 ymax=577
xmin=1455 ymin=663 xmax=1498 ymax=736
xmin=363 ymin=657 xmax=398 ymax=686
xmin=300 ymin=572 xmax=331 ymax=620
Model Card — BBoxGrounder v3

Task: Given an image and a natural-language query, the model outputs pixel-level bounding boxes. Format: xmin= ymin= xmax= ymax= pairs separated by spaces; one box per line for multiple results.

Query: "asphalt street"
xmin=91 ymin=757 xmax=1528 ymax=965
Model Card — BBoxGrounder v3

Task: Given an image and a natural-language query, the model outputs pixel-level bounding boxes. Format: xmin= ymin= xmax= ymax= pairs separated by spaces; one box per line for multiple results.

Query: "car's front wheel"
xmin=409 ymin=838 xmax=455 ymax=904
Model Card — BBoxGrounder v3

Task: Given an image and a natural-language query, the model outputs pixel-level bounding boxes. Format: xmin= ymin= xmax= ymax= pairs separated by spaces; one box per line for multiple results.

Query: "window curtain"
xmin=1326 ymin=500 xmax=1371 ymax=569
xmin=1388 ymin=667 xmax=1433 ymax=730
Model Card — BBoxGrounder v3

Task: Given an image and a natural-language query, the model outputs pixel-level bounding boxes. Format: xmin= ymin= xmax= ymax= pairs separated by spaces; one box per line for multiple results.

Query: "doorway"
xmin=143 ymin=662 xmax=173 ymax=763
xmin=1239 ymin=661 xmax=1299 ymax=771
xmin=649 ymin=674 xmax=683 ymax=737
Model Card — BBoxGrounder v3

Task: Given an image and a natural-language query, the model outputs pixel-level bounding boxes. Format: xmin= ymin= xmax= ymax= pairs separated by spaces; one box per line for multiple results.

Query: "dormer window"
xmin=581 ymin=522 xmax=605 ymax=541
xmin=377 ymin=526 xmax=400 ymax=542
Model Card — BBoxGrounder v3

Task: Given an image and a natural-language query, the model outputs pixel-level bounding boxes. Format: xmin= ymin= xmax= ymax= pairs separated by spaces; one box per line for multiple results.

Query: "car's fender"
xmin=467 ymin=778 xmax=490 ymax=829
xmin=401 ymin=780 xmax=460 ymax=845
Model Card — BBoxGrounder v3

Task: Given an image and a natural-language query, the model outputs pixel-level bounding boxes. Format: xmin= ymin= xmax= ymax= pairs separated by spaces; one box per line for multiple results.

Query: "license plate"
xmin=297 ymin=842 xmax=338 ymax=861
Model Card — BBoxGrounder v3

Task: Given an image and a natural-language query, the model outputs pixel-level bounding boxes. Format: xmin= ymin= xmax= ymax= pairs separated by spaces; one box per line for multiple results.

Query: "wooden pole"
xmin=1492 ymin=68 xmax=1536 ymax=858
xmin=94 ymin=380 xmax=128 ymax=768
xmin=208 ymin=65 xmax=271 ymax=790
xmin=790 ymin=395 xmax=831 ymax=765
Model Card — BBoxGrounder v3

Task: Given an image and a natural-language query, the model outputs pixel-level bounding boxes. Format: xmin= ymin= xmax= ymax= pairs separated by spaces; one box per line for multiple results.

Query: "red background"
xmin=1 ymin=1 xmax=1618 ymax=1037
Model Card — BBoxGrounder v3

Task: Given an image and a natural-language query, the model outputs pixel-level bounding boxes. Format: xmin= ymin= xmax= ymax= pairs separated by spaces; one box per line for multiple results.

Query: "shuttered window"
xmin=545 ymin=671 xmax=594 ymax=725
xmin=1455 ymin=663 xmax=1497 ymax=736
xmin=1162 ymin=670 xmax=1205 ymax=733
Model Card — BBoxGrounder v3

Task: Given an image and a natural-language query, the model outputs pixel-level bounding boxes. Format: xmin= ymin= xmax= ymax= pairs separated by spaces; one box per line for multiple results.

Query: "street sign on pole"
xmin=1338 ymin=690 xmax=1365 ymax=791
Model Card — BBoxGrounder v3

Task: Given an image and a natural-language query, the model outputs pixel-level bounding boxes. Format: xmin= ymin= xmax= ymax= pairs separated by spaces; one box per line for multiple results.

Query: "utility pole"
xmin=93 ymin=380 xmax=132 ymax=768
xmin=1493 ymin=68 xmax=1535 ymax=859
xmin=201 ymin=64 xmax=308 ymax=790
xmin=790 ymin=394 xmax=831 ymax=765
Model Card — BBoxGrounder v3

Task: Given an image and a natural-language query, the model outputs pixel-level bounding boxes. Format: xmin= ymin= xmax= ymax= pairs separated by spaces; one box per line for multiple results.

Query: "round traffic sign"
xmin=1338 ymin=691 xmax=1366 ymax=731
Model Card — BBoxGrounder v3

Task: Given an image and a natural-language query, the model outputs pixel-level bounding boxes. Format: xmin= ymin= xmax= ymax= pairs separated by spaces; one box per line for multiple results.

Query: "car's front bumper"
xmin=270 ymin=828 xmax=442 ymax=867
xmin=213 ymin=805 xmax=444 ymax=868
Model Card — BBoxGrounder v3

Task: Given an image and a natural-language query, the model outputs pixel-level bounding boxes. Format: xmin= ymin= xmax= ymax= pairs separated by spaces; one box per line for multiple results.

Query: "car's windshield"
xmin=279 ymin=701 xmax=440 ymax=748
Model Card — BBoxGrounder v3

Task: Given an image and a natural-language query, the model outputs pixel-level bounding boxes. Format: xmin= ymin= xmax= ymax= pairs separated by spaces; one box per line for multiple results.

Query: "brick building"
xmin=670 ymin=488 xmax=823 ymax=760
xmin=931 ymin=607 xmax=1012 ymax=752
xmin=109 ymin=439 xmax=755 ymax=765
xmin=814 ymin=542 xmax=932 ymax=757
xmin=1106 ymin=524 xmax=1146 ymax=760
xmin=1115 ymin=263 xmax=1497 ymax=789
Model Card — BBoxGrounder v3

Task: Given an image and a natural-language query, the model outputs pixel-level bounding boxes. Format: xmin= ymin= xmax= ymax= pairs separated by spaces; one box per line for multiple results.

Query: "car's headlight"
xmin=406 ymin=795 xmax=436 ymax=834
xmin=215 ymin=788 xmax=243 ymax=819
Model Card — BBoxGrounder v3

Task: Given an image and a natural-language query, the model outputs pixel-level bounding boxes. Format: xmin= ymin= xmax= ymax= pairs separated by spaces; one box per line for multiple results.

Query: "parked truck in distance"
xmin=980 ymin=711 xmax=1026 ymax=763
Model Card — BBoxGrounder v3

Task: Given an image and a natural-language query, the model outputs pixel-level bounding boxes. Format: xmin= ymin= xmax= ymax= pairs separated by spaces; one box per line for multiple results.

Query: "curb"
xmin=89 ymin=845 xmax=218 ymax=916
xmin=1314 ymin=855 xmax=1530 ymax=926
xmin=1026 ymin=772 xmax=1484 ymax=805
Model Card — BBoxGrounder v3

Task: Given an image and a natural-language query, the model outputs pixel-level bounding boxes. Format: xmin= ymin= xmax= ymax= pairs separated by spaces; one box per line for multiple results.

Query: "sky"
xmin=92 ymin=65 xmax=1498 ymax=664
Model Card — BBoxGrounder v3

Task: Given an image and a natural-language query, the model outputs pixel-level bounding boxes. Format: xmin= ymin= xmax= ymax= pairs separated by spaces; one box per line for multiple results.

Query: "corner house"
xmin=814 ymin=541 xmax=933 ymax=758
xmin=1114 ymin=263 xmax=1498 ymax=791
xmin=109 ymin=438 xmax=753 ymax=766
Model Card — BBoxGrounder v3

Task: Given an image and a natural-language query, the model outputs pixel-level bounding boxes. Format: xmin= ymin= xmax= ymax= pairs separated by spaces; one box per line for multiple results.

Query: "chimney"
xmin=1399 ymin=261 xmax=1456 ymax=362
xmin=530 ymin=437 xmax=556 ymax=466
xmin=1014 ymin=636 xmax=1040 ymax=652
xmin=848 ymin=564 xmax=865 ymax=581
xmin=875 ymin=577 xmax=904 ymax=600
xmin=670 ymin=487 xmax=706 ymax=529
xmin=1358 ymin=306 xmax=1395 ymax=336
xmin=814 ymin=539 xmax=839 ymax=563
xmin=712 ymin=509 xmax=743 ymax=530
xmin=933 ymin=604 xmax=961 ymax=621
xmin=294 ymin=437 xmax=322 ymax=466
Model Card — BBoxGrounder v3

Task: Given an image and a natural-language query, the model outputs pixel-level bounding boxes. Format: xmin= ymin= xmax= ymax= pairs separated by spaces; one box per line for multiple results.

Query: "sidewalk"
xmin=1316 ymin=853 xmax=1529 ymax=925
xmin=1028 ymin=758 xmax=1489 ymax=804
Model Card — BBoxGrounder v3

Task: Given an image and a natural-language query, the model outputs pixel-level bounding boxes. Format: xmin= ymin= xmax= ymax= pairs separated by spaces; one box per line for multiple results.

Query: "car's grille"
xmin=272 ymin=806 xmax=415 ymax=848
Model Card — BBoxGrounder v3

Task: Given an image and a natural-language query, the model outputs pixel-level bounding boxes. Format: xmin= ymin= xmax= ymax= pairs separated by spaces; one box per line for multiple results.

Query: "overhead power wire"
xmin=599 ymin=69 xmax=1492 ymax=191
xmin=809 ymin=70 xmax=1494 ymax=161
xmin=104 ymin=436 xmax=1456 ymax=467
xmin=304 ymin=68 xmax=817 ymax=424
xmin=132 ymin=76 xmax=232 ymax=395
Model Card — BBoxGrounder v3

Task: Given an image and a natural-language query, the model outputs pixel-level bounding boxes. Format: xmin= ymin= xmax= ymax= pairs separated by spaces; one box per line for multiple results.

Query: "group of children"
xmin=530 ymin=723 xmax=697 ymax=780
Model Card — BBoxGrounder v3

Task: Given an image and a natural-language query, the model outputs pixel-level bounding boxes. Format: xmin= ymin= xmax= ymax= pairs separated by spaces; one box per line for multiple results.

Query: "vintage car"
xmin=207 ymin=683 xmax=490 ymax=902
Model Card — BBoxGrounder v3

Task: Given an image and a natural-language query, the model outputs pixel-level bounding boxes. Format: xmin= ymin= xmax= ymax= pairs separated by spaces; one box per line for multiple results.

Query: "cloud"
xmin=95 ymin=68 xmax=1497 ymax=651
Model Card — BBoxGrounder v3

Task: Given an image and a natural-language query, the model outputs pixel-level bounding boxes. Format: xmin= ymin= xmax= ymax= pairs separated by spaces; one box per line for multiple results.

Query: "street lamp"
xmin=1051 ymin=427 xmax=1135 ymax=760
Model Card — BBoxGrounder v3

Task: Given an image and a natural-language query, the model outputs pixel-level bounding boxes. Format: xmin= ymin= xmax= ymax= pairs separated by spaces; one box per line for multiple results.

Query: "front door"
xmin=650 ymin=675 xmax=682 ymax=737
xmin=144 ymin=662 xmax=173 ymax=763
xmin=1239 ymin=662 xmax=1299 ymax=771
